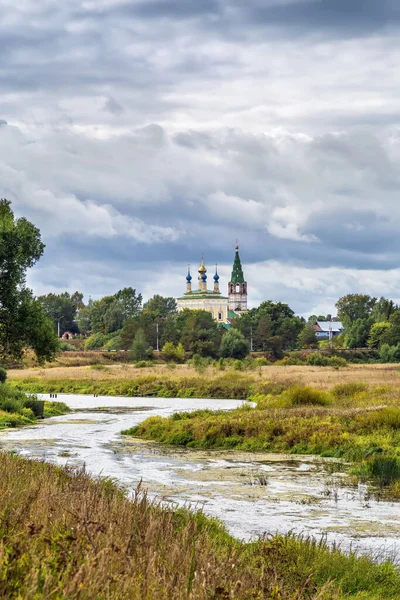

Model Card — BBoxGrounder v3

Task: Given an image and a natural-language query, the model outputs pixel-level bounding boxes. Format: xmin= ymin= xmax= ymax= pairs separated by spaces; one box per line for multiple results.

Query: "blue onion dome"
xmin=201 ymin=272 xmax=207 ymax=282
xmin=186 ymin=272 xmax=192 ymax=282
xmin=214 ymin=272 xmax=219 ymax=282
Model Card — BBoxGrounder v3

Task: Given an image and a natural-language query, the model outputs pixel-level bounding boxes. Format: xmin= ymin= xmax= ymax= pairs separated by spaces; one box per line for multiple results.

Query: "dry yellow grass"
xmin=8 ymin=362 xmax=400 ymax=390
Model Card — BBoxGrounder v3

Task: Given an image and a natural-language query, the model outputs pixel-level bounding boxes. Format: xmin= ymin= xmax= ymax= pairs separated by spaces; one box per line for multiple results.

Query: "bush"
xmin=254 ymin=357 xmax=272 ymax=366
xmin=0 ymin=367 xmax=7 ymax=384
xmin=282 ymin=385 xmax=331 ymax=407
xmin=380 ymin=343 xmax=400 ymax=363
xmin=59 ymin=341 xmax=76 ymax=352
xmin=85 ymin=333 xmax=107 ymax=351
xmin=327 ymin=356 xmax=348 ymax=368
xmin=331 ymin=382 xmax=368 ymax=399
xmin=162 ymin=342 xmax=185 ymax=363
xmin=135 ymin=361 xmax=153 ymax=368
xmin=275 ymin=356 xmax=305 ymax=366
xmin=307 ymin=353 xmax=330 ymax=366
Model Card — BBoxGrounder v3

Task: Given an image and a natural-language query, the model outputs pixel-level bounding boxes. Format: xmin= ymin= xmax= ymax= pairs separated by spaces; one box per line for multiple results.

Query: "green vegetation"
xmin=11 ymin=372 xmax=260 ymax=399
xmin=0 ymin=199 xmax=59 ymax=364
xmin=0 ymin=382 xmax=69 ymax=428
xmin=1 ymin=453 xmax=400 ymax=599
xmin=126 ymin=382 xmax=400 ymax=497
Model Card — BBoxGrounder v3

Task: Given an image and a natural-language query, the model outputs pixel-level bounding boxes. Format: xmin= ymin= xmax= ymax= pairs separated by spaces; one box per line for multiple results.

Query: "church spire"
xmin=230 ymin=243 xmax=245 ymax=284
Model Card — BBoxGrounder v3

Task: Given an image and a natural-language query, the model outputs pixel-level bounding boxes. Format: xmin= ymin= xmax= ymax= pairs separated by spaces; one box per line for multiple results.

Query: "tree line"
xmin=3 ymin=198 xmax=400 ymax=364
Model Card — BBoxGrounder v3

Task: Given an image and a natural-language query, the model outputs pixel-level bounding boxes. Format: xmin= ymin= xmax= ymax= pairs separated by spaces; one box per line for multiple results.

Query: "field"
xmin=1 ymin=452 xmax=400 ymax=600
xmin=8 ymin=362 xmax=400 ymax=391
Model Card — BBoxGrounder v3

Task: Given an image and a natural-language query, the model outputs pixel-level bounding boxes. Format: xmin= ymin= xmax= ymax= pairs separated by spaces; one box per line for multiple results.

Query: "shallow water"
xmin=1 ymin=394 xmax=400 ymax=562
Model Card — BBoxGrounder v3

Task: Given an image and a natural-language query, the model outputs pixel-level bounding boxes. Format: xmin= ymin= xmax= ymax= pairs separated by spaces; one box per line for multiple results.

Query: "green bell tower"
xmin=228 ymin=243 xmax=247 ymax=312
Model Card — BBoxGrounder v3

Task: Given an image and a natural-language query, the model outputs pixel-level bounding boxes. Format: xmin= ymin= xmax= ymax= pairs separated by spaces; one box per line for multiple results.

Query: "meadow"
xmin=9 ymin=361 xmax=400 ymax=396
xmin=1 ymin=452 xmax=400 ymax=599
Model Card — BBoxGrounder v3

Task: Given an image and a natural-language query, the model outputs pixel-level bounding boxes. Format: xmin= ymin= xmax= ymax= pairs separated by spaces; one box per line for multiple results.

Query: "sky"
xmin=2 ymin=0 xmax=400 ymax=316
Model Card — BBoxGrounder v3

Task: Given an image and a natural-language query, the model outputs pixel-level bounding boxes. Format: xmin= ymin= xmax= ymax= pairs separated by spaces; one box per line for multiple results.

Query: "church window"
xmin=218 ymin=312 xmax=223 ymax=320
xmin=236 ymin=284 xmax=240 ymax=292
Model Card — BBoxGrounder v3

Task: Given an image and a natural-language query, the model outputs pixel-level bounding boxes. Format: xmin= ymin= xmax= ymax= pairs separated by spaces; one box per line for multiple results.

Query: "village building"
xmin=313 ymin=321 xmax=344 ymax=340
xmin=177 ymin=244 xmax=248 ymax=325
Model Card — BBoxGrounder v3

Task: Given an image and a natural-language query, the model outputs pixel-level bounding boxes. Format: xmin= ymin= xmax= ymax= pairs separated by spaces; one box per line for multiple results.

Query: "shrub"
xmin=0 ymin=367 xmax=7 ymax=384
xmin=135 ymin=361 xmax=153 ymax=368
xmin=162 ymin=342 xmax=185 ymax=363
xmin=85 ymin=332 xmax=107 ymax=351
xmin=327 ymin=356 xmax=348 ymax=368
xmin=275 ymin=356 xmax=305 ymax=366
xmin=380 ymin=343 xmax=400 ymax=363
xmin=254 ymin=357 xmax=272 ymax=366
xmin=331 ymin=382 xmax=368 ymax=399
xmin=59 ymin=341 xmax=76 ymax=352
xmin=307 ymin=353 xmax=330 ymax=366
xmin=282 ymin=385 xmax=331 ymax=407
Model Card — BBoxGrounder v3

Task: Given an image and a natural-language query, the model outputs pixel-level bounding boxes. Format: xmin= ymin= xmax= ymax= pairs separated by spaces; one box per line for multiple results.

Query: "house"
xmin=313 ymin=321 xmax=344 ymax=340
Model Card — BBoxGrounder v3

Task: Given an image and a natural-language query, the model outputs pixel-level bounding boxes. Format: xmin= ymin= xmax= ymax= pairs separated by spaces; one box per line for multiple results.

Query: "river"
xmin=1 ymin=394 xmax=400 ymax=563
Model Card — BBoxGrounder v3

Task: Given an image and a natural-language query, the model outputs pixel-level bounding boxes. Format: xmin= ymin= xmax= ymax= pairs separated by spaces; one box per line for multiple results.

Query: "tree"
xmin=38 ymin=292 xmax=78 ymax=334
xmin=381 ymin=311 xmax=400 ymax=347
xmin=220 ymin=329 xmax=250 ymax=359
xmin=336 ymin=294 xmax=376 ymax=329
xmin=178 ymin=310 xmax=223 ymax=357
xmin=297 ymin=323 xmax=318 ymax=349
xmin=162 ymin=341 xmax=185 ymax=363
xmin=367 ymin=322 xmax=391 ymax=349
xmin=71 ymin=291 xmax=85 ymax=310
xmin=254 ymin=315 xmax=272 ymax=351
xmin=143 ymin=295 xmax=177 ymax=319
xmin=131 ymin=329 xmax=148 ymax=361
xmin=372 ymin=297 xmax=397 ymax=323
xmin=119 ymin=317 xmax=138 ymax=350
xmin=0 ymin=199 xmax=58 ymax=363
xmin=346 ymin=318 xmax=374 ymax=348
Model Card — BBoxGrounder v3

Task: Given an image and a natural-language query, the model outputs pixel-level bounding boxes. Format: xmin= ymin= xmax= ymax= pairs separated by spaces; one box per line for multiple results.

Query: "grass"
xmin=125 ymin=383 xmax=400 ymax=498
xmin=1 ymin=453 xmax=400 ymax=599
xmin=9 ymin=362 xmax=400 ymax=393
xmin=0 ymin=383 xmax=69 ymax=429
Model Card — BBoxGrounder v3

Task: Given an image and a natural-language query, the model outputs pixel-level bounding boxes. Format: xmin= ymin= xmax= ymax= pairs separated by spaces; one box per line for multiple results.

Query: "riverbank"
xmin=1 ymin=452 xmax=399 ymax=599
xmin=0 ymin=383 xmax=69 ymax=429
xmin=9 ymin=362 xmax=400 ymax=398
xmin=125 ymin=383 xmax=400 ymax=498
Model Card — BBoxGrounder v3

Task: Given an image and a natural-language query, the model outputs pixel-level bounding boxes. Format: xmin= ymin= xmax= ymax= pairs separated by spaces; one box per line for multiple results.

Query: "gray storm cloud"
xmin=1 ymin=0 xmax=400 ymax=315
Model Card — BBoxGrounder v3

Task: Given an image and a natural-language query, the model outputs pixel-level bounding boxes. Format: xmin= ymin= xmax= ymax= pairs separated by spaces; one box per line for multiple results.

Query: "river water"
xmin=1 ymin=394 xmax=400 ymax=562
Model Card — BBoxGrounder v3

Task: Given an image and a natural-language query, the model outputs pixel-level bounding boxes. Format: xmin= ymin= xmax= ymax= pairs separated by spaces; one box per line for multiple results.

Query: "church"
xmin=177 ymin=244 xmax=248 ymax=325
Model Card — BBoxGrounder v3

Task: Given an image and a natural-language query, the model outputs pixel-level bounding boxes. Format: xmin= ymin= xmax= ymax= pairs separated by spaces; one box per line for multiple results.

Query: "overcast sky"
xmin=2 ymin=0 xmax=400 ymax=316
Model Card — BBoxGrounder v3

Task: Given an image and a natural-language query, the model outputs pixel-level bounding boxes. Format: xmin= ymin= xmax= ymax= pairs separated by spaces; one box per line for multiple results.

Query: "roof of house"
xmin=315 ymin=321 xmax=343 ymax=332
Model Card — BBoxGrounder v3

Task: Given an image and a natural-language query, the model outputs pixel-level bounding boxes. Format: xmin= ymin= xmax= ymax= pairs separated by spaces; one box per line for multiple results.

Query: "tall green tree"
xmin=336 ymin=294 xmax=376 ymax=329
xmin=220 ymin=329 xmax=249 ymax=359
xmin=38 ymin=292 xmax=78 ymax=334
xmin=179 ymin=310 xmax=222 ymax=357
xmin=297 ymin=323 xmax=318 ymax=349
xmin=0 ymin=199 xmax=58 ymax=362
xmin=346 ymin=317 xmax=374 ymax=349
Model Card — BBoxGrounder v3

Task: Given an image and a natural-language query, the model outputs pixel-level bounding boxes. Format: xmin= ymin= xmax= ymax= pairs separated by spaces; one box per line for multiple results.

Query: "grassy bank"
xmin=9 ymin=362 xmax=400 ymax=396
xmin=1 ymin=453 xmax=400 ymax=599
xmin=0 ymin=383 xmax=69 ymax=429
xmin=125 ymin=383 xmax=400 ymax=497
